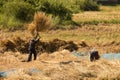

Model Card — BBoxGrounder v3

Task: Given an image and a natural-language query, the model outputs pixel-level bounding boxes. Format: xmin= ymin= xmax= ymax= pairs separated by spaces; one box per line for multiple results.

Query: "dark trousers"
xmin=28 ymin=49 xmax=37 ymax=62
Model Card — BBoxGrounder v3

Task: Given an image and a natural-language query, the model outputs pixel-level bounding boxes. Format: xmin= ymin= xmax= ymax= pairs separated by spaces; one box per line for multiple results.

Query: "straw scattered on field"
xmin=1 ymin=50 xmax=120 ymax=80
xmin=73 ymin=11 xmax=120 ymax=23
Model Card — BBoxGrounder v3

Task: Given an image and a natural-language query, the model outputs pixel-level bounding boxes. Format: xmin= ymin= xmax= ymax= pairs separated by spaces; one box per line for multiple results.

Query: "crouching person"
xmin=90 ymin=49 xmax=100 ymax=62
xmin=27 ymin=35 xmax=40 ymax=62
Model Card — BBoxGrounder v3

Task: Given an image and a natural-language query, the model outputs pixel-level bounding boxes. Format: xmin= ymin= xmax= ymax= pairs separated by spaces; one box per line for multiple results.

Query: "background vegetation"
xmin=0 ymin=0 xmax=120 ymax=30
xmin=0 ymin=0 xmax=99 ymax=30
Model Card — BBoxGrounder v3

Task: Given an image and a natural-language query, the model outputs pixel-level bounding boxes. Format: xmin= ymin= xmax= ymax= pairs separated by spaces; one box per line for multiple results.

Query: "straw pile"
xmin=28 ymin=12 xmax=52 ymax=36
xmin=0 ymin=38 xmax=78 ymax=53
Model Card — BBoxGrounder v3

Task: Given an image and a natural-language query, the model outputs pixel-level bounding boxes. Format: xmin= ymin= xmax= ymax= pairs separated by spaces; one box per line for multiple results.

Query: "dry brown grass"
xmin=1 ymin=5 xmax=120 ymax=80
xmin=1 ymin=24 xmax=120 ymax=53
xmin=1 ymin=50 xmax=120 ymax=80
xmin=73 ymin=11 xmax=120 ymax=23
xmin=28 ymin=12 xmax=52 ymax=36
xmin=100 ymin=5 xmax=120 ymax=12
xmin=72 ymin=5 xmax=120 ymax=24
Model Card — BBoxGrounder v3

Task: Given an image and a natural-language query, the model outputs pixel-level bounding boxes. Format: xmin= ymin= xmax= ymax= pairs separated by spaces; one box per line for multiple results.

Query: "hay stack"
xmin=28 ymin=12 xmax=52 ymax=36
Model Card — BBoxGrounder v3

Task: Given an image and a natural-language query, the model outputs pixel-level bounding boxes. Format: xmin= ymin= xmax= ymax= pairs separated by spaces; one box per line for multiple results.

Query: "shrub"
xmin=0 ymin=1 xmax=35 ymax=30
xmin=24 ymin=0 xmax=41 ymax=11
xmin=79 ymin=0 xmax=99 ymax=11
xmin=2 ymin=1 xmax=35 ymax=22
xmin=0 ymin=14 xmax=24 ymax=30
xmin=0 ymin=0 xmax=8 ymax=12
xmin=40 ymin=0 xmax=72 ymax=22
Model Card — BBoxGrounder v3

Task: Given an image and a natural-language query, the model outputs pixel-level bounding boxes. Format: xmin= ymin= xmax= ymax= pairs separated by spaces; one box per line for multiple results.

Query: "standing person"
xmin=27 ymin=34 xmax=40 ymax=62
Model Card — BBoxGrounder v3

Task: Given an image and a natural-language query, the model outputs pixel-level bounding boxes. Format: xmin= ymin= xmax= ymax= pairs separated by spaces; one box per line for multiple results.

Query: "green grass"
xmin=0 ymin=14 xmax=24 ymax=30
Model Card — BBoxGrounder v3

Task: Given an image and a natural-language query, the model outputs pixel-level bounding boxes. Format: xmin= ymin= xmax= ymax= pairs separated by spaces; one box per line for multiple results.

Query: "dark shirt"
xmin=29 ymin=39 xmax=39 ymax=50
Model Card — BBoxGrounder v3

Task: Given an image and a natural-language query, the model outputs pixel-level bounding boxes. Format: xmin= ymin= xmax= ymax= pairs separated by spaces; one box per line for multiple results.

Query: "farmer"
xmin=27 ymin=34 xmax=40 ymax=62
xmin=90 ymin=49 xmax=100 ymax=62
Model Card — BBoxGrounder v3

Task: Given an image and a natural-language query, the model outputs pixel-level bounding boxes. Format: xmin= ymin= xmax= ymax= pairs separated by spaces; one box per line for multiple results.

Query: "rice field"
xmin=1 ymin=5 xmax=120 ymax=80
xmin=1 ymin=50 xmax=120 ymax=80
xmin=1 ymin=23 xmax=120 ymax=53
xmin=73 ymin=5 xmax=120 ymax=25
xmin=73 ymin=11 xmax=120 ymax=23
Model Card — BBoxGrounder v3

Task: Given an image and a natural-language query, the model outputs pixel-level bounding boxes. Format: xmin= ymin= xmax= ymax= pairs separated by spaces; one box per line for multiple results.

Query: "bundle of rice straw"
xmin=28 ymin=12 xmax=52 ymax=36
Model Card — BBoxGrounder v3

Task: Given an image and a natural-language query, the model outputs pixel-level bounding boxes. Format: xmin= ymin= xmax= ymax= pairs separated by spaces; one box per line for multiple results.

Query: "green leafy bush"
xmin=0 ymin=0 xmax=7 ymax=12
xmin=3 ymin=1 xmax=35 ymax=22
xmin=0 ymin=1 xmax=35 ymax=30
xmin=24 ymin=0 xmax=41 ymax=11
xmin=40 ymin=0 xmax=72 ymax=22
xmin=0 ymin=14 xmax=24 ymax=30
xmin=80 ymin=0 xmax=99 ymax=11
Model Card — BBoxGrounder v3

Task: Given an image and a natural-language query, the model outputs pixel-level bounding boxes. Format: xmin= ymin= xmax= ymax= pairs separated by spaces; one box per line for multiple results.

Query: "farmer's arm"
xmin=35 ymin=34 xmax=40 ymax=43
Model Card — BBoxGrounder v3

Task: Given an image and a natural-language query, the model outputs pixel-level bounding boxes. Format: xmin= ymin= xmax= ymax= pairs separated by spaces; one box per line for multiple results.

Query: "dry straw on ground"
xmin=28 ymin=12 xmax=52 ymax=36
xmin=1 ymin=50 xmax=120 ymax=80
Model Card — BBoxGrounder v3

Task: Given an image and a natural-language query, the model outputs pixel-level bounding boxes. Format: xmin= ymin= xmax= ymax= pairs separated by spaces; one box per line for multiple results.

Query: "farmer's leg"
xmin=28 ymin=50 xmax=32 ymax=62
xmin=33 ymin=50 xmax=37 ymax=60
xmin=90 ymin=53 xmax=94 ymax=62
xmin=94 ymin=51 xmax=100 ymax=60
